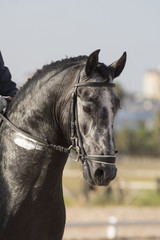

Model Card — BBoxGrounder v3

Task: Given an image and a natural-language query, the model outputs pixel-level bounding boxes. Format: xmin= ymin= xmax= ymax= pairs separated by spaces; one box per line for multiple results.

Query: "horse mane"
xmin=28 ymin=55 xmax=88 ymax=82
xmin=12 ymin=55 xmax=88 ymax=104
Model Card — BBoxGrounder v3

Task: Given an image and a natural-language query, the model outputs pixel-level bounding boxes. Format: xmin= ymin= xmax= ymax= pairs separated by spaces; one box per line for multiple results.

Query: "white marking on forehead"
xmin=14 ymin=132 xmax=44 ymax=150
xmin=101 ymin=89 xmax=115 ymax=151
xmin=101 ymin=88 xmax=112 ymax=113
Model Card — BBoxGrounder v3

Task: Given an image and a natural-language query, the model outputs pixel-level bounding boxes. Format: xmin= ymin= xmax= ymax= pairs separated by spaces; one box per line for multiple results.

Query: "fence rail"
xmin=66 ymin=219 xmax=160 ymax=227
xmin=66 ymin=218 xmax=160 ymax=240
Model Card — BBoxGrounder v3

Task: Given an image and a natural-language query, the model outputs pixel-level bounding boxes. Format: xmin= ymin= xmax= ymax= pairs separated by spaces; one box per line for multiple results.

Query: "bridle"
xmin=68 ymin=65 xmax=116 ymax=165
xmin=0 ymin=65 xmax=117 ymax=165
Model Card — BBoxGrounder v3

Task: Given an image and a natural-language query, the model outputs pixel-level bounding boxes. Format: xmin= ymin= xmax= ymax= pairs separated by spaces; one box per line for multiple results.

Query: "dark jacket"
xmin=0 ymin=51 xmax=18 ymax=97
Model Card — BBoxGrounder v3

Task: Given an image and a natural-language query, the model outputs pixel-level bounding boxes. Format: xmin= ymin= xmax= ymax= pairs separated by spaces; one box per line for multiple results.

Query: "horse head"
xmin=68 ymin=50 xmax=127 ymax=186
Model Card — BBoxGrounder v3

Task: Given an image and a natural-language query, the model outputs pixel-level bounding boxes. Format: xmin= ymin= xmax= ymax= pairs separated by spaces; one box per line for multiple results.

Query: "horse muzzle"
xmin=83 ymin=155 xmax=117 ymax=186
xmin=69 ymin=147 xmax=117 ymax=186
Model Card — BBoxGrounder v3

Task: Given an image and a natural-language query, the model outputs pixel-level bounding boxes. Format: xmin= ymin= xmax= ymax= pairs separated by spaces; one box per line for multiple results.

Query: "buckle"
xmin=69 ymin=146 xmax=81 ymax=161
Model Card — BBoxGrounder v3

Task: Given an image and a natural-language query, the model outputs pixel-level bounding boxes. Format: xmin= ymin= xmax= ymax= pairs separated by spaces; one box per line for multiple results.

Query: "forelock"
xmin=96 ymin=63 xmax=110 ymax=81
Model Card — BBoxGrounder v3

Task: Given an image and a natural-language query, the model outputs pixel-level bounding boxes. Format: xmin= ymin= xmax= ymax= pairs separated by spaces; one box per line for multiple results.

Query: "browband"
xmin=75 ymin=81 xmax=115 ymax=88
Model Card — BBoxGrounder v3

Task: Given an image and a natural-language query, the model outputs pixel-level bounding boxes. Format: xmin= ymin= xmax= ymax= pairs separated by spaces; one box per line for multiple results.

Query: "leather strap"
xmin=75 ymin=82 xmax=115 ymax=88
xmin=0 ymin=113 xmax=69 ymax=153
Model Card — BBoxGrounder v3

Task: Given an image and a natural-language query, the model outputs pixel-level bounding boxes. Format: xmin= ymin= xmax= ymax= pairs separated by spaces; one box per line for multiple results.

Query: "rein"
xmin=0 ymin=65 xmax=117 ymax=165
xmin=0 ymin=113 xmax=70 ymax=153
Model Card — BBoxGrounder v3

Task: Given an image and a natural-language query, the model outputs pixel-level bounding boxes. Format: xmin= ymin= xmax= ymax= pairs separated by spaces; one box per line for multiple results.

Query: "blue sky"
xmin=1 ymin=0 xmax=160 ymax=94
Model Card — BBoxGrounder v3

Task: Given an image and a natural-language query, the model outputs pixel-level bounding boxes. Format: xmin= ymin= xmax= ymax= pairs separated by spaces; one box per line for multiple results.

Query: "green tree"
xmin=115 ymin=120 xmax=159 ymax=156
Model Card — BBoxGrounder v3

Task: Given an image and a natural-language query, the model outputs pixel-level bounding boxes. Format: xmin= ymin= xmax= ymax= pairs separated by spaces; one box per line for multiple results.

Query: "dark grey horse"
xmin=0 ymin=50 xmax=126 ymax=240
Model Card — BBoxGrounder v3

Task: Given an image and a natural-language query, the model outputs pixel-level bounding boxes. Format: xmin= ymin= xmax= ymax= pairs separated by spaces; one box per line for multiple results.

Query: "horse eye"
xmin=83 ymin=106 xmax=91 ymax=114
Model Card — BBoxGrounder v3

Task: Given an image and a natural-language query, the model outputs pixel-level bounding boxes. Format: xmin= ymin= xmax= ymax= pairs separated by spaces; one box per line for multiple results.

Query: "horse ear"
xmin=85 ymin=49 xmax=100 ymax=76
xmin=109 ymin=52 xmax=127 ymax=79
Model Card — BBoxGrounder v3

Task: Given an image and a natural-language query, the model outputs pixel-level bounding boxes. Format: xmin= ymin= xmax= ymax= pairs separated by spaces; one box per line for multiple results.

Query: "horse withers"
xmin=0 ymin=50 xmax=126 ymax=240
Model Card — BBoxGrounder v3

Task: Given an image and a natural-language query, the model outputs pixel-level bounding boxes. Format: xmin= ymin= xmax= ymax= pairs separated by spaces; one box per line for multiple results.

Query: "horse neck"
xmin=6 ymin=69 xmax=72 ymax=146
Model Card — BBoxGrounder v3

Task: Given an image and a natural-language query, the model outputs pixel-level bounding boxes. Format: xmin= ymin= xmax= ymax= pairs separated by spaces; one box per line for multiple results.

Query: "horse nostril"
xmin=94 ymin=168 xmax=104 ymax=179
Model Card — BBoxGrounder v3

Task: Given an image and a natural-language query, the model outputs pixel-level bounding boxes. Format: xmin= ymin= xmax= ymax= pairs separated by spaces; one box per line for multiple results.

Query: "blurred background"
xmin=1 ymin=0 xmax=160 ymax=239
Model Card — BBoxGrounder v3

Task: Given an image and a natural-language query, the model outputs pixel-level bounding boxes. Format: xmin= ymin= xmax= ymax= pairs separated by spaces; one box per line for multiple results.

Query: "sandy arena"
xmin=63 ymin=206 xmax=160 ymax=240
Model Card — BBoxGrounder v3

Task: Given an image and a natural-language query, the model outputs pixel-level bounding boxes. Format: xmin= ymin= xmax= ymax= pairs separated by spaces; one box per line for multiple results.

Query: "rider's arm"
xmin=0 ymin=51 xmax=18 ymax=97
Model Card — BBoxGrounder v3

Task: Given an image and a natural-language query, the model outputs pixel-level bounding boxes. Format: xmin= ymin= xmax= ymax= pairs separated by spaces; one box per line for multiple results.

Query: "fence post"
xmin=106 ymin=216 xmax=118 ymax=239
